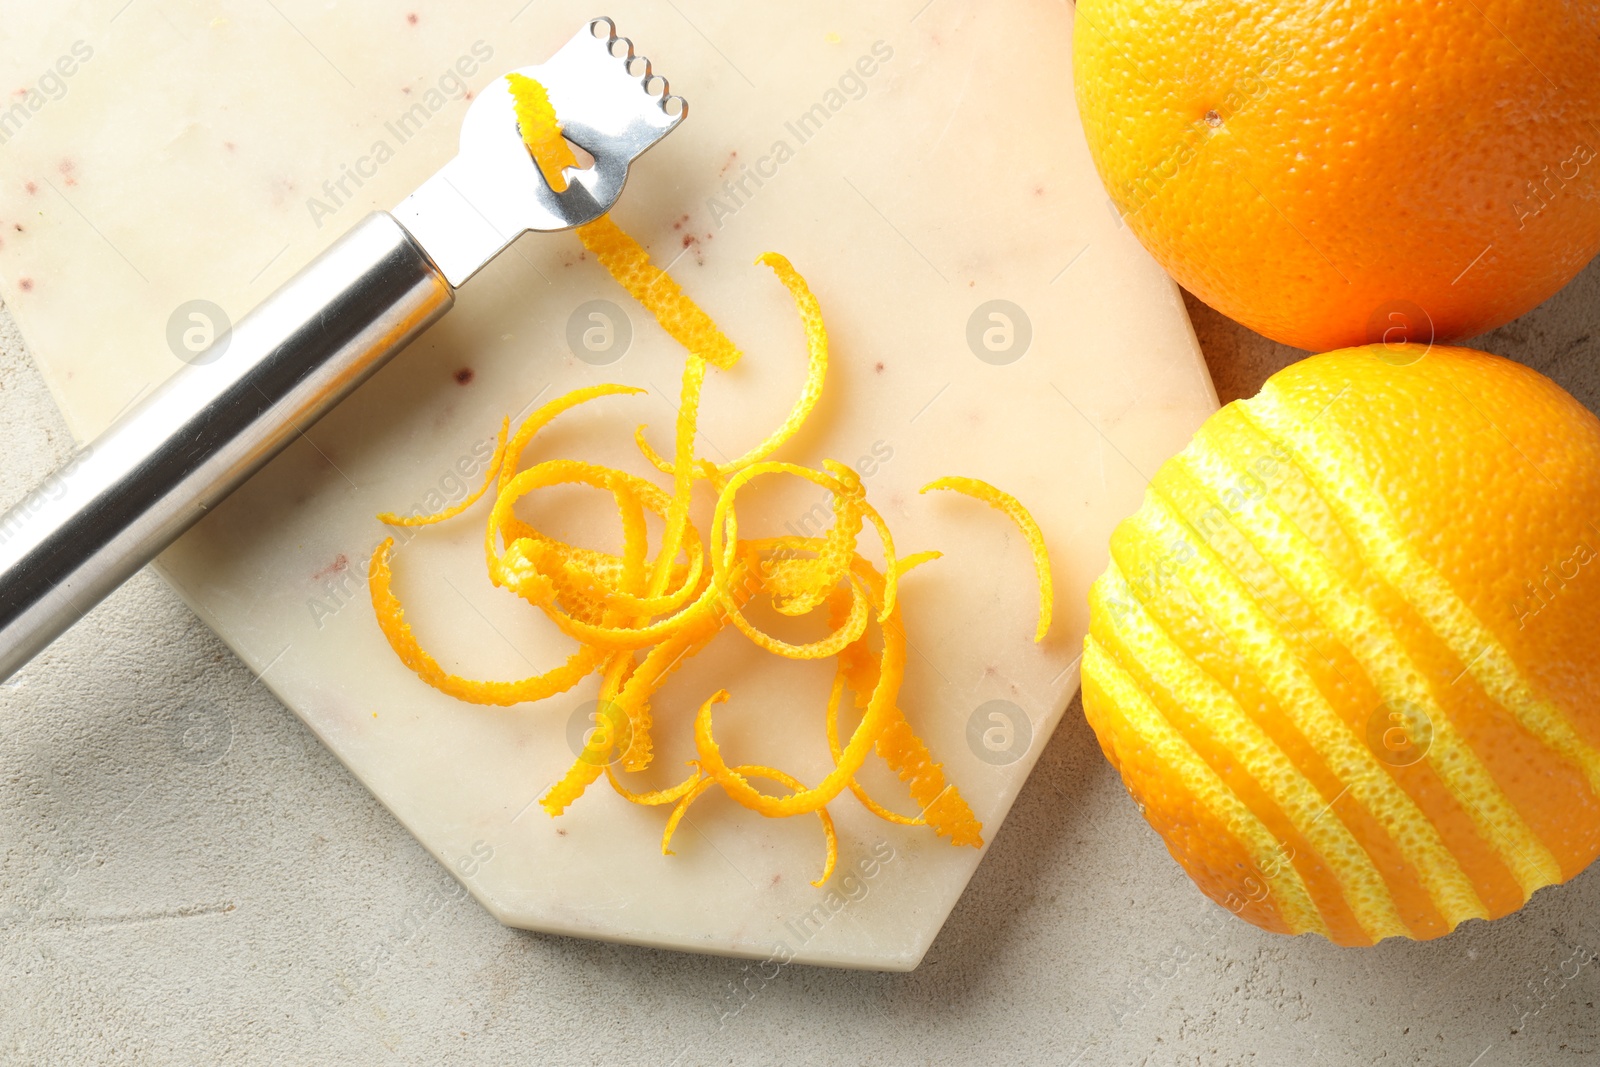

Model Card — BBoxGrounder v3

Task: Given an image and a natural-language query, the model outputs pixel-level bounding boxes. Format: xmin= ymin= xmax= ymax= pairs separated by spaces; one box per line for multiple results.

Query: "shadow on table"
xmin=1186 ymin=251 xmax=1600 ymax=409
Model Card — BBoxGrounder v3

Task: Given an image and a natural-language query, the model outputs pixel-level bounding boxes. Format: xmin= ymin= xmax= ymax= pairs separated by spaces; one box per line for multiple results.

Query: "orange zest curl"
xmin=921 ymin=476 xmax=1055 ymax=643
xmin=378 ymin=417 xmax=509 ymax=528
xmin=507 ymin=73 xmax=578 ymax=192
xmin=367 ymin=74 xmax=1058 ymax=885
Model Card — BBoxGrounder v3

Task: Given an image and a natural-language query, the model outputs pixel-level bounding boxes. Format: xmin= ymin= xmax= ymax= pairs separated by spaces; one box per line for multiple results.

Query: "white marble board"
xmin=0 ymin=0 xmax=1216 ymax=968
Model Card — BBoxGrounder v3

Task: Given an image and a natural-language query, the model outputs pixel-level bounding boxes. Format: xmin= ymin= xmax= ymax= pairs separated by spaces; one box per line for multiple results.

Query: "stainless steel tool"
xmin=0 ymin=16 xmax=685 ymax=682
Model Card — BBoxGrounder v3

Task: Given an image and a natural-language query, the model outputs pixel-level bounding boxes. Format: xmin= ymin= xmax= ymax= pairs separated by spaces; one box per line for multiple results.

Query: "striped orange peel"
xmin=1084 ymin=344 xmax=1600 ymax=944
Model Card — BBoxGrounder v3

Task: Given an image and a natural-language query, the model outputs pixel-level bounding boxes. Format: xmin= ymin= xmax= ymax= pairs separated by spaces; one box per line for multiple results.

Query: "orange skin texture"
xmin=1084 ymin=345 xmax=1600 ymax=944
xmin=1082 ymin=666 xmax=1294 ymax=937
xmin=1073 ymin=1 xmax=1600 ymax=351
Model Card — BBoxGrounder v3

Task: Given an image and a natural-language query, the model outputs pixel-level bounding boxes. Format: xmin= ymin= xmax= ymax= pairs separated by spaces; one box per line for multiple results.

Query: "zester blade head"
xmin=393 ymin=17 xmax=687 ymax=287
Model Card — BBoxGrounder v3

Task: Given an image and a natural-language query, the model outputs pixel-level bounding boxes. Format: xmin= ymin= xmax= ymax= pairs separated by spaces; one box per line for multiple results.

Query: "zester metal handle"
xmin=0 ymin=211 xmax=453 ymax=682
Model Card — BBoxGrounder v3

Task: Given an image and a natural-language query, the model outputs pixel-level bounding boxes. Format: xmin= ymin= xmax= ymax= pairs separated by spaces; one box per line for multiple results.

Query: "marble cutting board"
xmin=0 ymin=0 xmax=1217 ymax=969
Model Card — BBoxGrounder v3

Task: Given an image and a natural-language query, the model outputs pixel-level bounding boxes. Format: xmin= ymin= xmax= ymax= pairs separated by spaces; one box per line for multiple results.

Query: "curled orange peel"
xmin=507 ymin=73 xmax=577 ymax=192
xmin=366 ymin=72 xmax=1060 ymax=884
xmin=378 ymin=417 xmax=509 ymax=528
xmin=920 ymin=476 xmax=1054 ymax=643
xmin=606 ymin=763 xmax=701 ymax=806
xmin=637 ymin=251 xmax=828 ymax=480
xmin=664 ymin=764 xmax=837 ymax=887
xmin=690 ymin=572 xmax=906 ymax=819
xmin=662 ymin=775 xmax=716 ymax=854
xmin=821 ymin=634 xmax=923 ymax=828
xmin=835 ymin=560 xmax=985 ymax=847
xmin=497 ymin=383 xmax=645 ymax=496
xmin=369 ymin=537 xmax=602 ymax=706
xmin=710 ymin=462 xmax=899 ymax=624
xmin=487 ymin=461 xmax=705 ymax=619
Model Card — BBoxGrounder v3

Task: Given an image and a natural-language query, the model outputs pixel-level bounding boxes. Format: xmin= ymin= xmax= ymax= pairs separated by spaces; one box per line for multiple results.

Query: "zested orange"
xmin=1082 ymin=345 xmax=1600 ymax=944
xmin=1072 ymin=0 xmax=1600 ymax=351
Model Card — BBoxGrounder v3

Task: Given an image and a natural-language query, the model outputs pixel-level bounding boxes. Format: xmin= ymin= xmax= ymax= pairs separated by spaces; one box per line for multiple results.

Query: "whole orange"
xmin=1072 ymin=0 xmax=1600 ymax=351
xmin=1082 ymin=344 xmax=1600 ymax=945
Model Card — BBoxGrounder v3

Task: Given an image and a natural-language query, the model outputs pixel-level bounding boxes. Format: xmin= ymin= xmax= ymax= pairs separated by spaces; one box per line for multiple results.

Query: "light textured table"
xmin=4 ymin=259 xmax=1600 ymax=1065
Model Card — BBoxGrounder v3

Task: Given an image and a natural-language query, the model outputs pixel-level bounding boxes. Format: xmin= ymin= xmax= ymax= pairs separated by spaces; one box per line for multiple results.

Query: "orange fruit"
xmin=1082 ymin=344 xmax=1600 ymax=945
xmin=1072 ymin=0 xmax=1600 ymax=351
